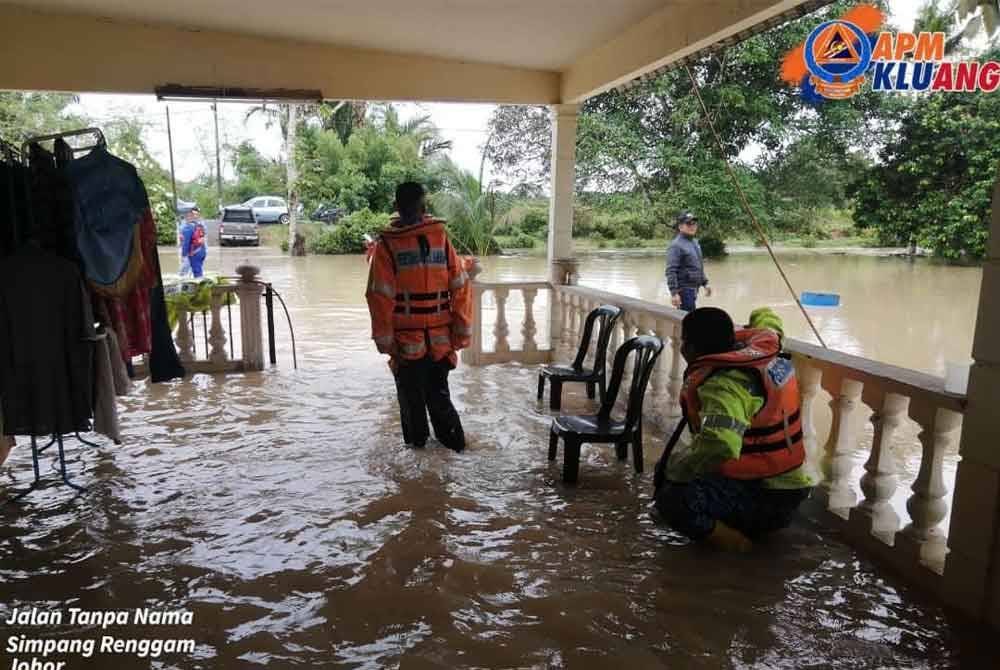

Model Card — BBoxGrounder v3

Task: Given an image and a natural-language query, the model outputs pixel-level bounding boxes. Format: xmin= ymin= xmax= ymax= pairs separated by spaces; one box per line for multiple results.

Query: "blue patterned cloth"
xmin=63 ymin=147 xmax=148 ymax=286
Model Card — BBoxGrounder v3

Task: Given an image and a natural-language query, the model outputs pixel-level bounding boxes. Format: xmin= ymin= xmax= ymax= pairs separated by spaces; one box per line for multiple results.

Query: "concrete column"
xmin=547 ymin=104 xmax=579 ymax=284
xmin=944 ymin=176 xmax=1000 ymax=626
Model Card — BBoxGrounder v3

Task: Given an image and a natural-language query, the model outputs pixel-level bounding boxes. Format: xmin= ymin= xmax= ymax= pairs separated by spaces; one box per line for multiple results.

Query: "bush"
xmin=573 ymin=206 xmax=595 ymax=237
xmin=308 ymin=208 xmax=391 ymax=254
xmin=700 ymin=235 xmax=728 ymax=258
xmin=519 ymin=208 xmax=549 ymax=236
xmin=616 ymin=235 xmax=644 ymax=248
xmin=500 ymin=232 xmax=536 ymax=249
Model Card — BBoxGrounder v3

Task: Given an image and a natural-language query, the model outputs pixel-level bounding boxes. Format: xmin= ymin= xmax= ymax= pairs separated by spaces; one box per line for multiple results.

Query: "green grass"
xmin=259 ymin=222 xmax=325 ymax=248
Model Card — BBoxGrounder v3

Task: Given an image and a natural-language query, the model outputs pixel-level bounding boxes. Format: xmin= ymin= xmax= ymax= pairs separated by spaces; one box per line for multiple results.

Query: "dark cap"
xmin=190 ymin=206 xmax=200 ymax=213
xmin=676 ymin=211 xmax=697 ymax=226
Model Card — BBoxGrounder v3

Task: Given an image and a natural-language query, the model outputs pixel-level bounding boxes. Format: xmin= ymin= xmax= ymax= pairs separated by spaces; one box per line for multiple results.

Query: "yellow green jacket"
xmin=666 ymin=308 xmax=814 ymax=490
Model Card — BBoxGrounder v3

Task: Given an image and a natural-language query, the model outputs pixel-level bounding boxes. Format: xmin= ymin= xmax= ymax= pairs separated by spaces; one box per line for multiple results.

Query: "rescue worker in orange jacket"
xmin=653 ymin=306 xmax=813 ymax=551
xmin=366 ymin=182 xmax=473 ymax=451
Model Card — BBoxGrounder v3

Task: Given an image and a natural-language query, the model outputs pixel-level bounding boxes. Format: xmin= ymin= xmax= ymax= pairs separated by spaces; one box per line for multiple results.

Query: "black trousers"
xmin=393 ymin=355 xmax=465 ymax=451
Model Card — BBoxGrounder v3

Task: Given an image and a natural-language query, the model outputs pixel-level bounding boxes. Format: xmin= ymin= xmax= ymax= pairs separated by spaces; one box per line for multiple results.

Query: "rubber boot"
xmin=706 ymin=521 xmax=753 ymax=553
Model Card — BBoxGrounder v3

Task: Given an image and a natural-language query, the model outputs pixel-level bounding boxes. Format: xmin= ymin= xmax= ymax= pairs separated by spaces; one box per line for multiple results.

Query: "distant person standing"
xmin=666 ymin=211 xmax=711 ymax=311
xmin=180 ymin=207 xmax=207 ymax=279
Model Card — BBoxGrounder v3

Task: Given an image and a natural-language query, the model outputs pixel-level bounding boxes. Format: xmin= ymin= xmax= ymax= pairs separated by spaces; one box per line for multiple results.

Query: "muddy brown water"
xmin=1 ymin=246 xmax=992 ymax=669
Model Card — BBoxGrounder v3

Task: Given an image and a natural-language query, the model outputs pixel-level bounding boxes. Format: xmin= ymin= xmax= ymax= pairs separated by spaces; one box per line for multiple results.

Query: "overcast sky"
xmin=70 ymin=0 xmax=923 ymax=188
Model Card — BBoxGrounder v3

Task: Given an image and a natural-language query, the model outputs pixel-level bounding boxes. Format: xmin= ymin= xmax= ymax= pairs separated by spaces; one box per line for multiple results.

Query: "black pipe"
xmin=265 ymin=284 xmax=277 ymax=366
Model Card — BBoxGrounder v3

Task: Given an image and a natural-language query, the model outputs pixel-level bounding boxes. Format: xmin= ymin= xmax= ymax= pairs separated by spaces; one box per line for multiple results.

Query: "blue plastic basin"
xmin=801 ymin=291 xmax=840 ymax=307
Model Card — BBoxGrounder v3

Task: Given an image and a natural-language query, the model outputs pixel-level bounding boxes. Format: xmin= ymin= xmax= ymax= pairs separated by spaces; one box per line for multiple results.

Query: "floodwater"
xmin=1 ymin=245 xmax=992 ymax=669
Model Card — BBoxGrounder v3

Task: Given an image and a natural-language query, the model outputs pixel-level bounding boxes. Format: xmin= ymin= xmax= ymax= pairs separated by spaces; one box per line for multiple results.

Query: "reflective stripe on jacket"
xmin=365 ymin=216 xmax=473 ymax=361
xmin=680 ymin=328 xmax=805 ymax=480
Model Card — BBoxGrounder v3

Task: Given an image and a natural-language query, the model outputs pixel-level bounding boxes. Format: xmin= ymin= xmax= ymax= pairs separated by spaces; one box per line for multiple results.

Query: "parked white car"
xmin=241 ymin=196 xmax=289 ymax=224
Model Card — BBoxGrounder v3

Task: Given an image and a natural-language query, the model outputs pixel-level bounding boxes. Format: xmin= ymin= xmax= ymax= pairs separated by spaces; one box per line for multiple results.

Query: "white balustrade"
xmin=464 ymin=281 xmax=554 ymax=365
xmin=155 ymin=265 xmax=265 ymax=376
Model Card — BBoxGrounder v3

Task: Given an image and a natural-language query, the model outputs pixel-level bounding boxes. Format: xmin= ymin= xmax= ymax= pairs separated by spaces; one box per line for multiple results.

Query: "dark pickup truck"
xmin=219 ymin=206 xmax=259 ymax=247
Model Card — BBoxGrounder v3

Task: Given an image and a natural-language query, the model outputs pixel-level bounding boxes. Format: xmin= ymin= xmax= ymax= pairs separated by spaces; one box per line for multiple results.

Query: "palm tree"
xmin=377 ymin=105 xmax=453 ymax=157
xmin=431 ymin=160 xmax=501 ymax=256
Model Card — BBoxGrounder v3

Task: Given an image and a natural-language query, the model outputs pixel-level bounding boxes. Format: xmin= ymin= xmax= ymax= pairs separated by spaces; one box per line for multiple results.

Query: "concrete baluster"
xmin=796 ymin=362 xmax=824 ymax=483
xmin=175 ymin=306 xmax=195 ymax=363
xmin=821 ymin=377 xmax=864 ymax=516
xmin=560 ymin=291 xmax=573 ymax=347
xmin=665 ymin=322 xmax=684 ymax=418
xmin=899 ymin=407 xmax=963 ymax=573
xmin=651 ymin=318 xmax=670 ymax=408
xmin=494 ymin=287 xmax=510 ymax=353
xmin=853 ymin=392 xmax=910 ymax=543
xmin=209 ymin=288 xmax=230 ymax=365
xmin=522 ymin=287 xmax=538 ymax=352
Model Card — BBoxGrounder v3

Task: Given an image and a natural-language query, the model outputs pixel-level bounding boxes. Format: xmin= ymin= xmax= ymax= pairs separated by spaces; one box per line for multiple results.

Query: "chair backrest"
xmin=571 ymin=304 xmax=623 ymax=373
xmin=598 ymin=335 xmax=665 ymax=431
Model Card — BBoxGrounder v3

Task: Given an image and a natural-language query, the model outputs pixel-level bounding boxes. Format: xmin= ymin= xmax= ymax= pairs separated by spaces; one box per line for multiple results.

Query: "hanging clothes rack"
xmin=22 ymin=127 xmax=106 ymax=162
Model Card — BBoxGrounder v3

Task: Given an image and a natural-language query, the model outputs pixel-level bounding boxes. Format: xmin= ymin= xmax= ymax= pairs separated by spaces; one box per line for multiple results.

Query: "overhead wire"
xmin=683 ymin=64 xmax=828 ymax=349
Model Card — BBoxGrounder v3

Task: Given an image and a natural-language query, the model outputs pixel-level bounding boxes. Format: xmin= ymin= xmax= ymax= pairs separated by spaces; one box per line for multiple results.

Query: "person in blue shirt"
xmin=179 ymin=207 xmax=207 ymax=278
xmin=666 ymin=211 xmax=711 ymax=311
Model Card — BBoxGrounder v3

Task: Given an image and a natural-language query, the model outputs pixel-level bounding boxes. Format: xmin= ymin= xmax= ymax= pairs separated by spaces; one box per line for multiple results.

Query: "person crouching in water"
xmin=653 ymin=307 xmax=813 ymax=551
xmin=365 ymin=182 xmax=473 ymax=452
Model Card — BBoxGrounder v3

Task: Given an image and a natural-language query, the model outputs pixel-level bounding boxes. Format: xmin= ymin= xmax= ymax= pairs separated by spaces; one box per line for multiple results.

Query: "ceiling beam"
xmin=0 ymin=4 xmax=560 ymax=104
xmin=561 ymin=0 xmax=815 ymax=102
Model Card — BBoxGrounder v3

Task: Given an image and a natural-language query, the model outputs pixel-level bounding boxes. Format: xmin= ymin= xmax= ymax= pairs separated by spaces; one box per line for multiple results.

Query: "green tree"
xmin=431 ymin=159 xmax=502 ymax=256
xmin=231 ymin=140 xmax=286 ymax=202
xmin=850 ymin=57 xmax=1000 ymax=260
xmin=0 ymin=92 xmax=83 ymax=144
xmin=296 ymin=106 xmax=442 ymax=216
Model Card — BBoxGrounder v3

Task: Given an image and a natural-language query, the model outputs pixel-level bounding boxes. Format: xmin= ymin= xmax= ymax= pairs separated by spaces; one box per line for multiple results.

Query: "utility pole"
xmin=165 ymin=105 xmax=179 ymax=216
xmin=213 ymin=102 xmax=223 ymax=218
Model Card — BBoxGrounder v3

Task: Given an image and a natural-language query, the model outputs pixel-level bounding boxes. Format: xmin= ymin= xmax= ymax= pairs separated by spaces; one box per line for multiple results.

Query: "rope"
xmin=683 ymin=64 xmax=828 ymax=349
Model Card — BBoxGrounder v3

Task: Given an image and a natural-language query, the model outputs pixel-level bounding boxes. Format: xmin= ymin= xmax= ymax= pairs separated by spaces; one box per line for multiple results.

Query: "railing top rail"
xmin=474 ymin=280 xmax=552 ymax=291
xmin=787 ymin=339 xmax=965 ymax=411
xmin=556 ymin=284 xmax=687 ymax=322
xmin=557 ymin=283 xmax=965 ymax=412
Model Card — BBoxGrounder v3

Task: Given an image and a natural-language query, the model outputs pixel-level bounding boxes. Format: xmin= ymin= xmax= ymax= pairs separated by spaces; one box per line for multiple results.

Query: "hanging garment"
xmin=0 ymin=247 xmax=94 ymax=436
xmin=27 ymin=143 xmax=78 ymax=262
xmin=91 ymin=330 xmax=121 ymax=444
xmin=63 ymin=146 xmax=146 ymax=293
xmin=104 ymin=328 xmax=131 ymax=395
xmin=62 ymin=147 xmax=184 ymax=382
xmin=0 ymin=399 xmax=13 ymax=467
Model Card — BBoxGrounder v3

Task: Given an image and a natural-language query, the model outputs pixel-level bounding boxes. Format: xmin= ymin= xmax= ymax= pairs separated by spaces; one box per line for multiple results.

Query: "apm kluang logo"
xmin=781 ymin=3 xmax=1000 ymax=102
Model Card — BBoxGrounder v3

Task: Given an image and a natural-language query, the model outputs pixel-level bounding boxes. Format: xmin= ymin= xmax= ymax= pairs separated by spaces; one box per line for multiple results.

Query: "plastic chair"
xmin=537 ymin=304 xmax=622 ymax=411
xmin=548 ymin=335 xmax=664 ymax=483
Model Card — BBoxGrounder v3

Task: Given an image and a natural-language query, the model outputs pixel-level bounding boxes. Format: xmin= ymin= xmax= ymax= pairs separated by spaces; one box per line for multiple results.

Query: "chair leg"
xmin=586 ymin=381 xmax=596 ymax=399
xmin=537 ymin=374 xmax=545 ymax=401
xmin=548 ymin=428 xmax=559 ymax=461
xmin=632 ymin=425 xmax=644 ymax=473
xmin=563 ymin=438 xmax=581 ymax=484
xmin=550 ymin=380 xmax=563 ymax=411
xmin=615 ymin=441 xmax=628 ymax=461
xmin=598 ymin=376 xmax=607 ymax=405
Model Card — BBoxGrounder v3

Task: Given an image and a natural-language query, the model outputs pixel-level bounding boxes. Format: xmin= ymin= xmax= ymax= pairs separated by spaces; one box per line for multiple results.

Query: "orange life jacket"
xmin=365 ymin=216 xmax=473 ymax=362
xmin=680 ymin=328 xmax=805 ymax=480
